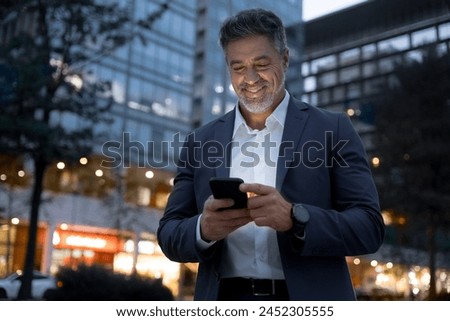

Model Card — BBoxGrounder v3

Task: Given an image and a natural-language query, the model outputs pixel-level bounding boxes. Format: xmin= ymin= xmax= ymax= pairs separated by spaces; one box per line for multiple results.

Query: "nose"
xmin=244 ymin=67 xmax=259 ymax=84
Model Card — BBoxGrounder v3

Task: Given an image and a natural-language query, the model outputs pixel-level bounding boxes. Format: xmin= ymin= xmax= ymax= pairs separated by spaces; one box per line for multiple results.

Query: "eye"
xmin=232 ymin=65 xmax=245 ymax=72
xmin=255 ymin=63 xmax=270 ymax=70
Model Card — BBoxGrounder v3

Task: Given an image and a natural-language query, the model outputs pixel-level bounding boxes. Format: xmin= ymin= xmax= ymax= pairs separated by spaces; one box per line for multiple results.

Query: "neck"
xmin=239 ymin=106 xmax=273 ymax=130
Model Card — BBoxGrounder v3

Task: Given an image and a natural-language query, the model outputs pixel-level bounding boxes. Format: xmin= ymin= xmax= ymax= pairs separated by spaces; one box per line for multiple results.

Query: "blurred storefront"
xmin=347 ymin=245 xmax=450 ymax=300
xmin=0 ymin=217 xmax=197 ymax=299
xmin=0 ymin=152 xmax=197 ymax=298
xmin=1 ymin=154 xmax=450 ymax=300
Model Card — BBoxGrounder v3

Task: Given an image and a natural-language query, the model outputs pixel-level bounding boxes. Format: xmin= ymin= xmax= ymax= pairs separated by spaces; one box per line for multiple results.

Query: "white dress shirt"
xmin=221 ymin=91 xmax=289 ymax=280
xmin=197 ymin=91 xmax=290 ymax=280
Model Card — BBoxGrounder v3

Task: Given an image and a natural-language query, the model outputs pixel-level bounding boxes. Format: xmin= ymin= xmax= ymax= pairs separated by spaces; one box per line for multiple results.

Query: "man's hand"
xmin=200 ymin=196 xmax=252 ymax=242
xmin=240 ymin=183 xmax=293 ymax=232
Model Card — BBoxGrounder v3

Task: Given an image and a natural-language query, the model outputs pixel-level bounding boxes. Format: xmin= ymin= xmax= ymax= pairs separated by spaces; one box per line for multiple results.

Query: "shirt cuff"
xmin=196 ymin=214 xmax=216 ymax=250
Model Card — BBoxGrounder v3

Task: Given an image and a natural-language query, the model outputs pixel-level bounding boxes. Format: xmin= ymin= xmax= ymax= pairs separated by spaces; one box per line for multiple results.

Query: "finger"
xmin=219 ymin=207 xmax=252 ymax=220
xmin=225 ymin=215 xmax=253 ymax=228
xmin=206 ymin=196 xmax=235 ymax=211
xmin=240 ymin=183 xmax=274 ymax=195
xmin=253 ymin=216 xmax=268 ymax=227
xmin=246 ymin=191 xmax=278 ymax=210
xmin=247 ymin=196 xmax=267 ymax=210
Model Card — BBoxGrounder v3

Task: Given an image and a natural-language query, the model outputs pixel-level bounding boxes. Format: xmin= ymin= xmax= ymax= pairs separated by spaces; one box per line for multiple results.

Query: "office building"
xmin=295 ymin=0 xmax=450 ymax=153
xmin=293 ymin=0 xmax=450 ymax=298
xmin=0 ymin=0 xmax=303 ymax=299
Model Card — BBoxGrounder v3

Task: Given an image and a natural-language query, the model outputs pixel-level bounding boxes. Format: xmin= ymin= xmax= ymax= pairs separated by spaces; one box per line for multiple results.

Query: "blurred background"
xmin=0 ymin=0 xmax=449 ymax=300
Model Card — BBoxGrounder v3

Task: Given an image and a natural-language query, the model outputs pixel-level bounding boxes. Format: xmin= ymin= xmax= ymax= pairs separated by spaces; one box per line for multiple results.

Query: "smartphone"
xmin=209 ymin=177 xmax=247 ymax=210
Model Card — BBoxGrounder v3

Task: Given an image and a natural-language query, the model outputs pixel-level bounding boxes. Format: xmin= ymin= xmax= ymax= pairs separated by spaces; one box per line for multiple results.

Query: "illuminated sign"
xmin=65 ymin=235 xmax=107 ymax=249
xmin=53 ymin=230 xmax=119 ymax=253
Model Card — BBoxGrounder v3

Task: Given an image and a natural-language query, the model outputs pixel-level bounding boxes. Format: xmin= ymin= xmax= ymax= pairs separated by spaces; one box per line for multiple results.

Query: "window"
xmin=412 ymin=27 xmax=437 ymax=47
xmin=405 ymin=49 xmax=423 ymax=62
xmin=339 ymin=48 xmax=360 ymax=66
xmin=363 ymin=78 xmax=383 ymax=95
xmin=379 ymin=57 xmax=400 ymax=73
xmin=333 ymin=86 xmax=345 ymax=101
xmin=128 ymin=77 xmax=140 ymax=103
xmin=347 ymin=83 xmax=361 ymax=99
xmin=378 ymin=57 xmax=395 ymax=72
xmin=310 ymin=92 xmax=318 ymax=106
xmin=437 ymin=43 xmax=448 ymax=55
xmin=301 ymin=62 xmax=309 ymax=77
xmin=301 ymin=94 xmax=309 ymax=103
xmin=439 ymin=22 xmax=450 ymax=40
xmin=318 ymin=71 xmax=337 ymax=87
xmin=362 ymin=62 xmax=377 ymax=78
xmin=310 ymin=55 xmax=337 ymax=73
xmin=112 ymin=72 xmax=126 ymax=104
xmin=362 ymin=43 xmax=377 ymax=60
xmin=317 ymin=90 xmax=331 ymax=105
xmin=303 ymin=76 xmax=316 ymax=92
xmin=340 ymin=65 xmax=359 ymax=83
xmin=378 ymin=35 xmax=409 ymax=54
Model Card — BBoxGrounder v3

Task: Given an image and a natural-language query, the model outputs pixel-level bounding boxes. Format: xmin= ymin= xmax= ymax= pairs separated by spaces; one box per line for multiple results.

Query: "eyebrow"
xmin=229 ymin=55 xmax=271 ymax=66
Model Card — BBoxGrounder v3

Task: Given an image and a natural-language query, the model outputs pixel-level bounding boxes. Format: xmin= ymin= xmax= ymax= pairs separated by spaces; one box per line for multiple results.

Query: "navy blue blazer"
xmin=157 ymin=97 xmax=385 ymax=300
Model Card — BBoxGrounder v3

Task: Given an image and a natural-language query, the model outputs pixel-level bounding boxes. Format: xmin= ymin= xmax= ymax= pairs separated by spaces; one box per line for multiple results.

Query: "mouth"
xmin=242 ymin=86 xmax=266 ymax=98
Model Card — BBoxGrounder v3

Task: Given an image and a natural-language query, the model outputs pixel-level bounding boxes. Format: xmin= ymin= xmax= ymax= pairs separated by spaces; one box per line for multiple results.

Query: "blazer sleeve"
xmin=157 ymin=133 xmax=219 ymax=263
xmin=299 ymin=113 xmax=385 ymax=256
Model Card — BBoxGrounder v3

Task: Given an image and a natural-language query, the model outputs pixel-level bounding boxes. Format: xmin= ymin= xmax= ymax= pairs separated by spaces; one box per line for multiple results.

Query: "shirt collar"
xmin=233 ymin=90 xmax=290 ymax=138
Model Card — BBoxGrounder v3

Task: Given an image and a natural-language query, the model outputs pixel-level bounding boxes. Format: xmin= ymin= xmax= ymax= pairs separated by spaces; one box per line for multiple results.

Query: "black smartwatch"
xmin=290 ymin=204 xmax=310 ymax=239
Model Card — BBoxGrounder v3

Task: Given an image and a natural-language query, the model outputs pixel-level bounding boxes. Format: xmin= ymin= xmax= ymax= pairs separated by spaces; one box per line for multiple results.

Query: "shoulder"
xmin=301 ymin=100 xmax=344 ymax=120
xmin=290 ymin=96 xmax=347 ymax=124
xmin=187 ymin=109 xmax=235 ymax=140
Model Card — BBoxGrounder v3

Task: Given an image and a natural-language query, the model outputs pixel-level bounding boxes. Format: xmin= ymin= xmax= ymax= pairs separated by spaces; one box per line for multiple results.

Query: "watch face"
xmin=293 ymin=204 xmax=310 ymax=223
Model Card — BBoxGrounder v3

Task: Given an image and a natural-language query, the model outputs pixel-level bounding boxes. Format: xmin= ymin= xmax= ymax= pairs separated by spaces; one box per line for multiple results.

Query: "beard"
xmin=238 ymin=78 xmax=285 ymax=114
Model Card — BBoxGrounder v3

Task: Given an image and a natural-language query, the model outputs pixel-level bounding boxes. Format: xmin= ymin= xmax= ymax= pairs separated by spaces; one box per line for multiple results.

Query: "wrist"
xmin=289 ymin=203 xmax=310 ymax=239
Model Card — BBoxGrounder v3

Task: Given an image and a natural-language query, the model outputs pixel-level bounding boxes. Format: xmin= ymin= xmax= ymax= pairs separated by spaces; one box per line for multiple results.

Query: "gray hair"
xmin=219 ymin=8 xmax=288 ymax=56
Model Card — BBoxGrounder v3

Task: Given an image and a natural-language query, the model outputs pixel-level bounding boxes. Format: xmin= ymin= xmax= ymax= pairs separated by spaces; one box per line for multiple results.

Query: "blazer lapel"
xmin=276 ymin=98 xmax=309 ymax=190
xmin=211 ymin=100 xmax=308 ymax=186
xmin=214 ymin=109 xmax=235 ymax=178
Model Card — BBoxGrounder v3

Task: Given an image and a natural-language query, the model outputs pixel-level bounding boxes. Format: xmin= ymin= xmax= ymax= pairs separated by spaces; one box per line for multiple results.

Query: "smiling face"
xmin=225 ymin=35 xmax=289 ymax=115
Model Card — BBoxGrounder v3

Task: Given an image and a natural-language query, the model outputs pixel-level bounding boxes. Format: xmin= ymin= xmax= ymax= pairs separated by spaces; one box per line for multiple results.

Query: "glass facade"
xmin=93 ymin=0 xmax=195 ymax=137
xmin=0 ymin=0 xmax=303 ymax=299
xmin=294 ymin=0 xmax=450 ymax=299
xmin=297 ymin=2 xmax=450 ymax=154
xmin=0 ymin=0 xmax=197 ymax=295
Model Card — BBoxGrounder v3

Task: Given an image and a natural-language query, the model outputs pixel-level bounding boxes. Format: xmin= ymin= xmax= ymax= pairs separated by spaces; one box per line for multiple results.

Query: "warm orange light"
xmin=54 ymin=229 xmax=119 ymax=253
xmin=371 ymin=157 xmax=380 ymax=168
xmin=397 ymin=216 xmax=406 ymax=225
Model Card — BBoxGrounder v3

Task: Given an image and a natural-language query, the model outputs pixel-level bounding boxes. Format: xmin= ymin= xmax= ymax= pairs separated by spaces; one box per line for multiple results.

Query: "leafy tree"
xmin=373 ymin=45 xmax=450 ymax=299
xmin=0 ymin=0 xmax=170 ymax=300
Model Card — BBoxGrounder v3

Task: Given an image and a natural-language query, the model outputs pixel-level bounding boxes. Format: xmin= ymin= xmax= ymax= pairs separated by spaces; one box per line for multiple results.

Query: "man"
xmin=157 ymin=8 xmax=385 ymax=300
